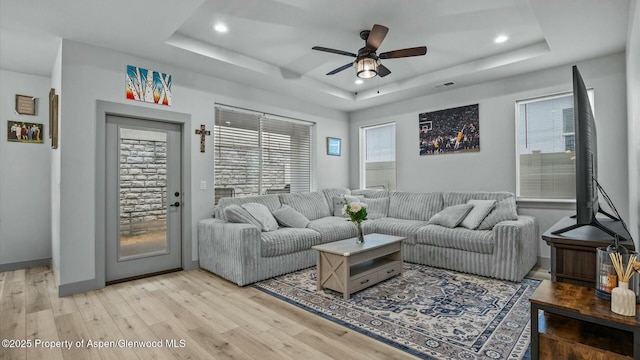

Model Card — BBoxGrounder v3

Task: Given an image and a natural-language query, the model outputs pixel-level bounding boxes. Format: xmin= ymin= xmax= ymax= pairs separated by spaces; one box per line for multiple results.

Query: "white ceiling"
xmin=0 ymin=0 xmax=631 ymax=112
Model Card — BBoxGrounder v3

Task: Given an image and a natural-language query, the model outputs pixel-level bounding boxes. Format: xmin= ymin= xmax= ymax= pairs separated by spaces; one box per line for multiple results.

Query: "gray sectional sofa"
xmin=198 ymin=188 xmax=538 ymax=286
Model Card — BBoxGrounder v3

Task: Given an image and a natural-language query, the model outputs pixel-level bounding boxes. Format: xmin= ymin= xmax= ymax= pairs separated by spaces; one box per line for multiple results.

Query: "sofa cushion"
xmin=272 ymin=205 xmax=310 ymax=228
xmin=443 ymin=191 xmax=513 ymax=207
xmin=260 ymin=228 xmax=322 ymax=257
xmin=279 ymin=192 xmax=332 ymax=221
xmin=417 ymin=225 xmax=494 ymax=254
xmin=241 ymin=203 xmax=279 ymax=232
xmin=366 ymin=217 xmax=428 ymax=245
xmin=223 ymin=204 xmax=262 ymax=229
xmin=478 ymin=197 xmax=518 ymax=230
xmin=460 ymin=199 xmax=496 ymax=229
xmin=351 ymin=189 xmax=391 ymax=198
xmin=365 ymin=197 xmax=390 ymax=220
xmin=331 ymin=195 xmax=364 ymax=217
xmin=388 ymin=192 xmax=443 ymax=221
xmin=307 ymin=217 xmax=358 ymax=243
xmin=217 ymin=194 xmax=282 ymax=221
xmin=428 ymin=204 xmax=474 ymax=228
xmin=321 ymin=188 xmax=351 ymax=210
xmin=213 ymin=205 xmax=224 ymax=219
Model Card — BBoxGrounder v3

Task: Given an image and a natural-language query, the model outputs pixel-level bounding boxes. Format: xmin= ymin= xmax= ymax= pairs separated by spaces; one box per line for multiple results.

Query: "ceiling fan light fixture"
xmin=356 ymin=57 xmax=378 ymax=79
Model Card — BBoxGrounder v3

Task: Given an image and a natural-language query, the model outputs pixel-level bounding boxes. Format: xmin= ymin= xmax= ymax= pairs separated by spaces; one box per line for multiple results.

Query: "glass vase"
xmin=596 ymin=247 xmax=640 ymax=303
xmin=356 ymin=222 xmax=364 ymax=244
xmin=611 ymin=281 xmax=636 ymax=316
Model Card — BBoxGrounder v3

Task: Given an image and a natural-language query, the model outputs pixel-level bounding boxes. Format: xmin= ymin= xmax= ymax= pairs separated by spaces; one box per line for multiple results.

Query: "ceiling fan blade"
xmin=379 ymin=46 xmax=427 ymax=59
xmin=366 ymin=24 xmax=388 ymax=51
xmin=312 ymin=46 xmax=357 ymax=57
xmin=377 ymin=64 xmax=391 ymax=77
xmin=326 ymin=62 xmax=354 ymax=75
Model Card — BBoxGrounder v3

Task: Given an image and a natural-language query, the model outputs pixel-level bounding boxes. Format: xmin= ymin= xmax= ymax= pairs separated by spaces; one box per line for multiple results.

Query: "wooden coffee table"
xmin=312 ymin=233 xmax=405 ymax=300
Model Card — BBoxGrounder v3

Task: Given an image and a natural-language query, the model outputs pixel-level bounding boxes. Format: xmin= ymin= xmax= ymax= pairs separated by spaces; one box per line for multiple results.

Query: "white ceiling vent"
xmin=434 ymin=81 xmax=456 ymax=89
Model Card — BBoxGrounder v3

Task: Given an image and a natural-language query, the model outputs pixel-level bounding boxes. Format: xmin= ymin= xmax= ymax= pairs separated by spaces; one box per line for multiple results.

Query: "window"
xmin=214 ymin=106 xmax=313 ymax=199
xmin=360 ymin=123 xmax=396 ymax=190
xmin=562 ymin=108 xmax=575 ymax=152
xmin=516 ymin=90 xmax=594 ymax=200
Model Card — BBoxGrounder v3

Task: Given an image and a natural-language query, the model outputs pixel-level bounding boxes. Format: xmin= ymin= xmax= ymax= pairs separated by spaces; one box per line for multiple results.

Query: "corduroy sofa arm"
xmin=198 ymin=219 xmax=261 ymax=286
xmin=492 ymin=215 xmax=539 ymax=281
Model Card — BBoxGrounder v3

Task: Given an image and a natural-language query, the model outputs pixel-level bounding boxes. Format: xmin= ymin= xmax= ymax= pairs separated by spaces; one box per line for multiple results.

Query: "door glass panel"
xmin=118 ymin=127 xmax=168 ymax=260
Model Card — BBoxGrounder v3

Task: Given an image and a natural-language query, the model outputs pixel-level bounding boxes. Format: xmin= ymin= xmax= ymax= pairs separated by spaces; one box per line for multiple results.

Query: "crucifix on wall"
xmin=195 ymin=124 xmax=211 ymax=153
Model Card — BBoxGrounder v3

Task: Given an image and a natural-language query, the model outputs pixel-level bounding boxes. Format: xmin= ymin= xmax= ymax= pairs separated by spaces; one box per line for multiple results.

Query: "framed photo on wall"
xmin=419 ymin=103 xmax=479 ymax=156
xmin=7 ymin=121 xmax=44 ymax=144
xmin=50 ymin=92 xmax=59 ymax=149
xmin=49 ymin=88 xmax=55 ymax=139
xmin=327 ymin=137 xmax=341 ymax=156
xmin=15 ymin=94 xmax=36 ymax=115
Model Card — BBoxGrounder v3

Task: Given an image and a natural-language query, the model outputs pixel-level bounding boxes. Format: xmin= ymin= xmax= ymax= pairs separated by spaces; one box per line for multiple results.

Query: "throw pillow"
xmin=428 ymin=204 xmax=475 ymax=228
xmin=365 ymin=197 xmax=390 ymax=220
xmin=332 ymin=195 xmax=364 ymax=217
xmin=224 ymin=204 xmax=263 ymax=229
xmin=478 ymin=197 xmax=518 ymax=230
xmin=241 ymin=203 xmax=279 ymax=232
xmin=460 ymin=199 xmax=497 ymax=229
xmin=272 ymin=205 xmax=311 ymax=228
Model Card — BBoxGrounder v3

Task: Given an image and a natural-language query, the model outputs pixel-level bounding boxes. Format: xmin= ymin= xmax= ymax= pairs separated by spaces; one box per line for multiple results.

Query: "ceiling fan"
xmin=312 ymin=24 xmax=427 ymax=79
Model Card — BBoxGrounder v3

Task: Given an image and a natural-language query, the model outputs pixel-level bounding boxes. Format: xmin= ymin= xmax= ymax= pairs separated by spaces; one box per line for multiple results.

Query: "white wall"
xmin=50 ymin=43 xmax=62 ymax=284
xmin=628 ymin=0 xmax=640 ymax=248
xmin=0 ymin=70 xmax=52 ymax=268
xmin=349 ymin=53 xmax=629 ymax=262
xmin=55 ymin=40 xmax=349 ymax=288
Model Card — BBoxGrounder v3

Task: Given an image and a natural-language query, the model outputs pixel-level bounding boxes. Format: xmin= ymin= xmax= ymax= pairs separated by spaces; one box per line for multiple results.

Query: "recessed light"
xmin=494 ymin=35 xmax=508 ymax=43
xmin=355 ymin=79 xmax=363 ymax=85
xmin=214 ymin=23 xmax=228 ymax=33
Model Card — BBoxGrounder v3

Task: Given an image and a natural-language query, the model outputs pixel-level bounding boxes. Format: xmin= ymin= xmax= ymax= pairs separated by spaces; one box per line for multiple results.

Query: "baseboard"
xmin=0 ymin=258 xmax=51 ymax=272
xmin=527 ymin=256 xmax=552 ymax=281
xmin=58 ymin=278 xmax=99 ymax=297
xmin=537 ymin=256 xmax=550 ymax=270
xmin=59 ymin=262 xmax=199 ymax=297
xmin=44 ymin=259 xmax=200 ymax=297
xmin=186 ymin=260 xmax=200 ymax=271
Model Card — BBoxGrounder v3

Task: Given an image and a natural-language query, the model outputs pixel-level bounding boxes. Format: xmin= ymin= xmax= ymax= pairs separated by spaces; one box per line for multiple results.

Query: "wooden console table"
xmin=529 ymin=280 xmax=640 ymax=359
xmin=542 ymin=216 xmax=634 ymax=287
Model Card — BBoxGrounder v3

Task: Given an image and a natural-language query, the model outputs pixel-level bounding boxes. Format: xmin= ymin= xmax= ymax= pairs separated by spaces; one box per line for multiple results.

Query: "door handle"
xmin=169 ymin=202 xmax=180 ymax=207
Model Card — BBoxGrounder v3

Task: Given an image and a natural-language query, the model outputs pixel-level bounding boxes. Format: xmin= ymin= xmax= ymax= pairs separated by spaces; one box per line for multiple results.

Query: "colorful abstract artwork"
xmin=126 ymin=65 xmax=172 ymax=106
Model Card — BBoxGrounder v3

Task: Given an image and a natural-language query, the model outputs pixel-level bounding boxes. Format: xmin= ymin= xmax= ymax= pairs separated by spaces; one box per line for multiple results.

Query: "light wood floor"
xmin=0 ymin=266 xmax=417 ymax=360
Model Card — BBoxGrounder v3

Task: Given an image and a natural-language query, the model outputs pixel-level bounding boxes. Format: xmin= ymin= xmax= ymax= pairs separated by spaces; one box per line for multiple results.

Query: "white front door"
xmin=105 ymin=115 xmax=182 ymax=283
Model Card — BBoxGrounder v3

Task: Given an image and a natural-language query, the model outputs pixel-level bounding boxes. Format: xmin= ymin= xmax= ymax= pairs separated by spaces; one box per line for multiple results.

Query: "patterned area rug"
xmin=254 ymin=263 xmax=540 ymax=360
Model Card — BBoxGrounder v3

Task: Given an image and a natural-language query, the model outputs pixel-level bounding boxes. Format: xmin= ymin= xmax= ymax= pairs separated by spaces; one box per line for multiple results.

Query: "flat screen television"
xmin=551 ymin=65 xmax=628 ymax=241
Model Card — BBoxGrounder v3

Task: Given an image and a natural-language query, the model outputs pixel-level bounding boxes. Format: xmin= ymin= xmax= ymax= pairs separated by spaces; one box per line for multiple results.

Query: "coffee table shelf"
xmin=351 ymin=258 xmax=398 ymax=277
xmin=312 ymin=233 xmax=405 ymax=300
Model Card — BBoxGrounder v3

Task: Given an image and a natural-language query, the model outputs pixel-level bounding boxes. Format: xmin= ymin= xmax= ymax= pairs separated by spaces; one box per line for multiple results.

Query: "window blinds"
xmin=214 ymin=107 xmax=313 ymax=199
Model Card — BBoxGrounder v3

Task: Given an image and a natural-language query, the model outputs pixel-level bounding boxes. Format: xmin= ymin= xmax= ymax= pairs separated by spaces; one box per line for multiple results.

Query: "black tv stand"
xmin=551 ymin=208 xmax=628 ymax=241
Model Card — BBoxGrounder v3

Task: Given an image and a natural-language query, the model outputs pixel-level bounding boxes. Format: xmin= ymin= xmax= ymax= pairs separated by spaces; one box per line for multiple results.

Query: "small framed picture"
xmin=327 ymin=137 xmax=341 ymax=156
xmin=7 ymin=121 xmax=44 ymax=144
xmin=15 ymin=94 xmax=36 ymax=115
